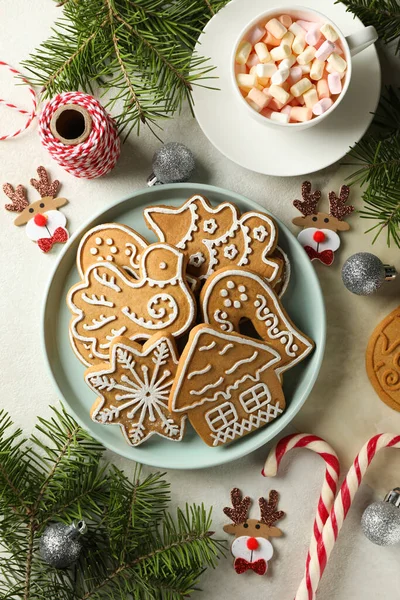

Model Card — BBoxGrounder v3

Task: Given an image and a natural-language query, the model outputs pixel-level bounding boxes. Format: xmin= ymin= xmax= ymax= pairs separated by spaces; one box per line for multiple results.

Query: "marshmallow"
xmin=236 ymin=41 xmax=252 ymax=65
xmin=281 ymin=105 xmax=292 ymax=115
xmin=254 ymin=42 xmax=271 ymax=63
xmin=303 ymin=87 xmax=319 ymax=108
xmin=300 ymin=64 xmax=311 ymax=73
xmin=297 ymin=46 xmax=316 ymax=65
xmin=326 ymin=63 xmax=346 ymax=78
xmin=291 ymin=106 xmax=313 ymax=121
xmin=297 ymin=94 xmax=306 ymax=105
xmin=269 ymin=84 xmax=291 ymax=104
xmin=271 ymin=66 xmax=290 ymax=84
xmin=289 ymin=22 xmax=307 ymax=37
xmin=328 ymin=71 xmax=342 ymax=94
xmin=327 ymin=53 xmax=347 ymax=73
xmin=245 ymin=97 xmax=260 ymax=112
xmin=310 ymin=59 xmax=325 ymax=81
xmin=290 ymin=77 xmax=312 ymax=97
xmin=279 ymin=15 xmax=293 ymax=29
xmin=263 ymin=32 xmax=282 ymax=46
xmin=281 ymin=31 xmax=295 ymax=47
xmin=270 ymin=43 xmax=291 ymax=61
xmin=270 ymin=110 xmax=290 ymax=123
xmin=247 ymin=87 xmax=271 ymax=109
xmin=317 ymin=78 xmax=330 ymax=99
xmin=260 ymin=107 xmax=272 ymax=118
xmin=247 ymin=25 xmax=267 ymax=46
xmin=315 ymin=40 xmax=335 ymax=61
xmin=289 ymin=65 xmax=302 ymax=84
xmin=237 ymin=73 xmax=257 ymax=90
xmin=333 ymin=42 xmax=344 ymax=55
xmin=268 ymin=98 xmax=285 ymax=111
xmin=256 ymin=62 xmax=277 ymax=78
xmin=292 ymin=35 xmax=306 ymax=55
xmin=265 ymin=18 xmax=288 ymax=39
xmin=305 ymin=25 xmax=321 ymax=47
xmin=246 ymin=53 xmax=260 ymax=68
xmin=312 ymin=97 xmax=333 ymax=115
xmin=320 ymin=23 xmax=339 ymax=42
xmin=297 ymin=19 xmax=314 ymax=31
xmin=280 ymin=55 xmax=297 ymax=69
xmin=235 ymin=63 xmax=247 ymax=75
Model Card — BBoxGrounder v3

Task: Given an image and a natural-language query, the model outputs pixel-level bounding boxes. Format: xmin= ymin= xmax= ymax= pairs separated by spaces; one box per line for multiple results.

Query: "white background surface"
xmin=1 ymin=1 xmax=400 ymax=598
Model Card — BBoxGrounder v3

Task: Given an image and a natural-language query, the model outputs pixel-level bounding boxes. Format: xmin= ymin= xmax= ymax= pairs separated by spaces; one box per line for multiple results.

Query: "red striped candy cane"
xmin=263 ymin=433 xmax=340 ymax=600
xmin=296 ymin=433 xmax=400 ymax=599
xmin=0 ymin=61 xmax=37 ymax=140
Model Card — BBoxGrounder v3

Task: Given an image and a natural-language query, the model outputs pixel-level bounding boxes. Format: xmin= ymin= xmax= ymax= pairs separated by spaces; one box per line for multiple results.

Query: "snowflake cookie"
xmin=86 ymin=333 xmax=186 ymax=446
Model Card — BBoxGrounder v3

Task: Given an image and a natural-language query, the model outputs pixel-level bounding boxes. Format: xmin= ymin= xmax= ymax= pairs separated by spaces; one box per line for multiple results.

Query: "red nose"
xmin=34 ymin=213 xmax=48 ymax=227
xmin=313 ymin=230 xmax=326 ymax=243
xmin=246 ymin=537 xmax=259 ymax=550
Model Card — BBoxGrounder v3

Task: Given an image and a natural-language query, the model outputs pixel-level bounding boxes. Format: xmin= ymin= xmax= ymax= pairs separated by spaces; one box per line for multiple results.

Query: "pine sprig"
xmin=338 ymin=0 xmax=400 ymax=53
xmin=0 ymin=405 xmax=224 ymax=599
xmin=22 ymin=0 xmax=229 ymax=137
xmin=345 ymin=87 xmax=400 ymax=247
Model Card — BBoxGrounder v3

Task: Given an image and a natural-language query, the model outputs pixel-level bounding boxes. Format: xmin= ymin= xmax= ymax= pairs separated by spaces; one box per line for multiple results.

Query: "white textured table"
xmin=1 ymin=1 xmax=400 ymax=598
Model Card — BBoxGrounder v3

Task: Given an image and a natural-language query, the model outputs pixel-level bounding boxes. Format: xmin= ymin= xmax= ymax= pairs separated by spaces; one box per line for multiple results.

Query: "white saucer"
xmin=192 ymin=0 xmax=381 ymax=176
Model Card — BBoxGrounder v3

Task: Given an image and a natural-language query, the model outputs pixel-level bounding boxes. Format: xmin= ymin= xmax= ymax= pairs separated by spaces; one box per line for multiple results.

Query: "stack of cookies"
xmin=67 ymin=195 xmax=314 ymax=448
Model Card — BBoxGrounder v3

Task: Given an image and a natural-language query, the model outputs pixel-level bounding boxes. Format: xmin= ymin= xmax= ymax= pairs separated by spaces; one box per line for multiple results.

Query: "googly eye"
xmin=243 ymin=523 xmax=249 ymax=529
xmin=40 ymin=203 xmax=45 ymax=208
xmin=255 ymin=524 xmax=261 ymax=530
xmin=29 ymin=208 xmax=34 ymax=213
xmin=312 ymin=216 xmax=317 ymax=222
xmin=324 ymin=217 xmax=329 ymax=223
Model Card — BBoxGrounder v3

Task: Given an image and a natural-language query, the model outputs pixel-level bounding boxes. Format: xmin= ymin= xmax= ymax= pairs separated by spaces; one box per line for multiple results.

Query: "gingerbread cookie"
xmin=77 ymin=223 xmax=148 ymax=279
xmin=366 ymin=305 xmax=400 ymax=412
xmin=271 ymin=246 xmax=291 ymax=297
xmin=68 ymin=243 xmax=196 ymax=366
xmin=169 ymin=324 xmax=286 ymax=447
xmin=86 ymin=333 xmax=186 ymax=446
xmin=200 ymin=267 xmax=314 ymax=374
xmin=144 ymin=195 xmax=281 ymax=284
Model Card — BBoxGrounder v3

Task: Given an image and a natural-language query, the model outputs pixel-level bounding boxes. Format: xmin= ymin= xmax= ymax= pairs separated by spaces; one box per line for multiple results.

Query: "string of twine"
xmin=0 ymin=61 xmax=120 ymax=179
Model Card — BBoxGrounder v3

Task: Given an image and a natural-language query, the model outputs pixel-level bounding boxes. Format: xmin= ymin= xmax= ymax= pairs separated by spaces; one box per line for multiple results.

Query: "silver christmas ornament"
xmin=39 ymin=520 xmax=87 ymax=568
xmin=147 ymin=142 xmax=195 ymax=185
xmin=361 ymin=488 xmax=400 ymax=546
xmin=341 ymin=252 xmax=396 ymax=295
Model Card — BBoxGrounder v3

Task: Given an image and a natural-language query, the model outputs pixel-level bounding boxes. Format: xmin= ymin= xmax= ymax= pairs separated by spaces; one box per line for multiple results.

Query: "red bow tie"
xmin=304 ymin=245 xmax=334 ymax=266
xmin=234 ymin=557 xmax=267 ymax=575
xmin=37 ymin=227 xmax=68 ymax=253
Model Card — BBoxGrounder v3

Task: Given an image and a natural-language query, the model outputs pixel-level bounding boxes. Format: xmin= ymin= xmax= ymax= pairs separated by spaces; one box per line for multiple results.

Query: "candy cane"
xmin=263 ymin=433 xmax=340 ymax=600
xmin=296 ymin=433 xmax=400 ymax=600
xmin=0 ymin=61 xmax=37 ymax=140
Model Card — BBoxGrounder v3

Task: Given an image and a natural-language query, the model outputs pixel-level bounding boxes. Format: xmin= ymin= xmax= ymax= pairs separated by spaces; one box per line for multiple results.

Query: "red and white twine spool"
xmin=0 ymin=61 xmax=120 ymax=179
xmin=39 ymin=92 xmax=120 ymax=179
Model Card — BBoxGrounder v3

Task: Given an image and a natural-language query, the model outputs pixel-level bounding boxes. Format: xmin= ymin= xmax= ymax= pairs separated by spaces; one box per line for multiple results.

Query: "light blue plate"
xmin=42 ymin=183 xmax=326 ymax=469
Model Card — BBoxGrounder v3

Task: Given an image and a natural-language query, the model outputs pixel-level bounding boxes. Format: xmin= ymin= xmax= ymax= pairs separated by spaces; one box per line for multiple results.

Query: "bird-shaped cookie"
xmin=68 ymin=243 xmax=196 ymax=366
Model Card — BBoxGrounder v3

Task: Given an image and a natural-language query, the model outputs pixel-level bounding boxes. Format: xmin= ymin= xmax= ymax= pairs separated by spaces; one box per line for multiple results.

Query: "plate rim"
xmin=41 ymin=183 xmax=326 ymax=469
xmin=191 ymin=0 xmax=382 ymax=176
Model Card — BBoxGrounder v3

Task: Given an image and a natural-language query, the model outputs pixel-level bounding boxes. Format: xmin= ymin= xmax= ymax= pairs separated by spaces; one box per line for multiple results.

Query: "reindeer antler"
xmin=223 ymin=488 xmax=252 ymax=524
xmin=328 ymin=185 xmax=354 ymax=221
xmin=293 ymin=181 xmax=321 ymax=216
xmin=30 ymin=166 xmax=60 ymax=198
xmin=259 ymin=490 xmax=285 ymax=527
xmin=3 ymin=183 xmax=29 ymax=213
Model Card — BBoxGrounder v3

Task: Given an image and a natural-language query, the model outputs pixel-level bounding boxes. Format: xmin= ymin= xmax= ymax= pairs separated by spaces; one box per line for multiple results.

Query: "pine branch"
xmin=0 ymin=406 xmax=224 ymax=599
xmin=337 ymin=0 xmax=400 ymax=53
xmin=22 ymin=0 xmax=229 ymax=138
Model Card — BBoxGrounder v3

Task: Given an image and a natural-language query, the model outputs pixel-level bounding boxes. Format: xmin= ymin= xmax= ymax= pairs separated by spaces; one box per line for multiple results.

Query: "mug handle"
xmin=345 ymin=25 xmax=378 ymax=57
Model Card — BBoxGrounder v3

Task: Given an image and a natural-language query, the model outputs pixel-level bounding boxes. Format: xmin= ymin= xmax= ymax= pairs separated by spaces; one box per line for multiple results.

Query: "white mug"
xmin=231 ymin=6 xmax=378 ymax=130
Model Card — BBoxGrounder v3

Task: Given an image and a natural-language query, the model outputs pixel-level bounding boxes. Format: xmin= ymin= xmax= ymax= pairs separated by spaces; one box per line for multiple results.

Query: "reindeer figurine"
xmin=292 ymin=181 xmax=354 ymax=266
xmin=3 ymin=166 xmax=69 ymax=253
xmin=223 ymin=488 xmax=285 ymax=575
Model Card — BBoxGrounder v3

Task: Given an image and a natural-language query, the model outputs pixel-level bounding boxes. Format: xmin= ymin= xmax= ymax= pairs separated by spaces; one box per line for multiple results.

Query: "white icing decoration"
xmin=83 ymin=314 xmax=117 ymax=330
xmin=224 ymin=299 xmax=232 ymax=308
xmin=219 ymin=343 xmax=234 ymax=356
xmin=199 ymin=341 xmax=216 ymax=351
xmin=187 ymin=364 xmax=212 ymax=380
xmin=159 ymin=262 xmax=167 ymax=269
xmin=240 ymin=382 xmax=271 ymax=413
xmin=106 ymin=238 xmax=113 ymax=245
xmin=93 ymin=268 xmax=121 ymax=292
xmin=225 ymin=351 xmax=258 ymax=375
xmin=205 ymin=402 xmax=237 ymax=432
xmin=238 ymin=285 xmax=246 ymax=293
xmin=190 ymin=376 xmax=225 ymax=396
xmin=220 ymin=289 xmax=228 ymax=297
xmin=110 ymin=246 xmax=118 ymax=254
xmin=189 ymin=252 xmax=205 ymax=267
xmin=125 ymin=248 xmax=132 ymax=256
xmin=95 ymin=237 xmax=102 ymax=244
xmin=86 ymin=337 xmax=186 ymax=445
xmin=203 ymin=218 xmax=218 ymax=234
xmin=90 ymin=248 xmax=98 ymax=255
xmin=224 ymin=244 xmax=239 ymax=260
xmin=211 ymin=402 xmax=283 ymax=446
xmin=227 ymin=281 xmax=235 ymax=289
xmin=240 ymin=294 xmax=248 ymax=301
xmin=121 ymin=293 xmax=178 ymax=329
xmin=81 ymin=293 xmax=114 ymax=308
xmin=106 ymin=255 xmax=114 ymax=261
xmin=214 ymin=309 xmax=234 ymax=332
xmin=233 ymin=301 xmax=241 ymax=309
xmin=253 ymin=225 xmax=269 ymax=242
